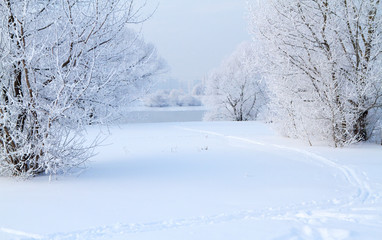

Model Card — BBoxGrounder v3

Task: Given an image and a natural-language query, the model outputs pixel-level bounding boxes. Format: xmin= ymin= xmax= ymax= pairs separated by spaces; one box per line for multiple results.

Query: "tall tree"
xmin=0 ymin=0 xmax=165 ymax=177
xmin=249 ymin=0 xmax=382 ymax=146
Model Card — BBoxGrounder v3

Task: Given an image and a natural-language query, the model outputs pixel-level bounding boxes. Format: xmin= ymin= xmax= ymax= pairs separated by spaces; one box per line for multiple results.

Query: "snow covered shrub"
xmin=144 ymin=89 xmax=202 ymax=107
xmin=169 ymin=89 xmax=183 ymax=106
xmin=0 ymin=1 xmax=165 ymax=177
xmin=249 ymin=0 xmax=382 ymax=147
xmin=204 ymin=42 xmax=267 ymax=121
xmin=144 ymin=90 xmax=170 ymax=107
xmin=178 ymin=95 xmax=202 ymax=107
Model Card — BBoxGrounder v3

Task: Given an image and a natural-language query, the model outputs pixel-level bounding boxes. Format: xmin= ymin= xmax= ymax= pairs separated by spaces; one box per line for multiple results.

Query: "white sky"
xmin=139 ymin=0 xmax=250 ymax=89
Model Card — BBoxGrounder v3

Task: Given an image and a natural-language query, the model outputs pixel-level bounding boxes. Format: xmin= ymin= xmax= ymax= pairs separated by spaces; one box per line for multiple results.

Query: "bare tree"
xmin=0 ymin=0 xmax=165 ymax=177
xmin=249 ymin=0 xmax=382 ymax=146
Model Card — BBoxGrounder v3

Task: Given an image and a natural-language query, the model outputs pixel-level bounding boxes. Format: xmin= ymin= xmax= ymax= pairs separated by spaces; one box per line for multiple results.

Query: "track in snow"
xmin=20 ymin=199 xmax=381 ymax=240
xmin=177 ymin=126 xmax=374 ymax=205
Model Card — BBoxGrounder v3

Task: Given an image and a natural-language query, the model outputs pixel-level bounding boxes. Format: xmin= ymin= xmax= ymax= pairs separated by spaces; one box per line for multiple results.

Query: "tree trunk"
xmin=355 ymin=110 xmax=368 ymax=141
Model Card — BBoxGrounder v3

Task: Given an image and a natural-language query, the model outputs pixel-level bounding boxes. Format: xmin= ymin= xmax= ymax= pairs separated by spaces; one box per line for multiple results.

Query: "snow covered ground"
xmin=0 ymin=121 xmax=381 ymax=240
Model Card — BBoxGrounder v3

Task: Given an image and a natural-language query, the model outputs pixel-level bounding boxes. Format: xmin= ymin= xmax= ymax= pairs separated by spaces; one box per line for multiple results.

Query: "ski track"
xmin=177 ymin=126 xmax=374 ymax=205
xmin=17 ymin=204 xmax=382 ymax=240
xmin=5 ymin=125 xmax=380 ymax=240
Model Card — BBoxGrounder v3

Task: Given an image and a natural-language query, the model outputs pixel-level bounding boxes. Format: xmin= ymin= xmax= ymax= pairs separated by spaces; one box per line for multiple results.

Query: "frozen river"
xmin=119 ymin=106 xmax=207 ymax=123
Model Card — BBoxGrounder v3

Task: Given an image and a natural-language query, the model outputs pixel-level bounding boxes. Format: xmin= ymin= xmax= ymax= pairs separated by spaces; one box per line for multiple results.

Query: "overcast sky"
xmin=140 ymin=0 xmax=250 ymax=90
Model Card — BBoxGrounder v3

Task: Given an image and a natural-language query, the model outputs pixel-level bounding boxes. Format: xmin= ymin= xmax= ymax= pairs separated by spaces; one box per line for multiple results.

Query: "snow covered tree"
xmin=192 ymin=83 xmax=205 ymax=96
xmin=249 ymin=0 xmax=382 ymax=146
xmin=0 ymin=0 xmax=165 ymax=177
xmin=204 ymin=42 xmax=266 ymax=121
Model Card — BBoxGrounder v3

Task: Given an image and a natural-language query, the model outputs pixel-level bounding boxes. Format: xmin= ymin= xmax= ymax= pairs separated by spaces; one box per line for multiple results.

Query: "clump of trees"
xmin=249 ymin=0 xmax=382 ymax=146
xmin=144 ymin=89 xmax=202 ymax=107
xmin=204 ymin=42 xmax=267 ymax=121
xmin=0 ymin=0 xmax=165 ymax=177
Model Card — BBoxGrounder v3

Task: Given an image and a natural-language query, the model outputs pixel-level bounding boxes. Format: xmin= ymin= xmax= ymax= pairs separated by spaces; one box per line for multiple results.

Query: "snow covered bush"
xmin=178 ymin=95 xmax=202 ymax=107
xmin=249 ymin=0 xmax=382 ymax=146
xmin=144 ymin=90 xmax=171 ymax=107
xmin=204 ymin=42 xmax=266 ymax=121
xmin=168 ymin=89 xmax=183 ymax=106
xmin=144 ymin=89 xmax=202 ymax=107
xmin=0 ymin=0 xmax=165 ymax=177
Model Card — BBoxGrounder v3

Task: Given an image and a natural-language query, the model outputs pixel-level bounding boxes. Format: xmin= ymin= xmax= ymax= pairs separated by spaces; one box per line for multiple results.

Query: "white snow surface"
xmin=0 ymin=121 xmax=381 ymax=240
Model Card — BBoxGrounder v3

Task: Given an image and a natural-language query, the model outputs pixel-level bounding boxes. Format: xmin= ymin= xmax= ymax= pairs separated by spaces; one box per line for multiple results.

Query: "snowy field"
xmin=0 ymin=120 xmax=382 ymax=240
